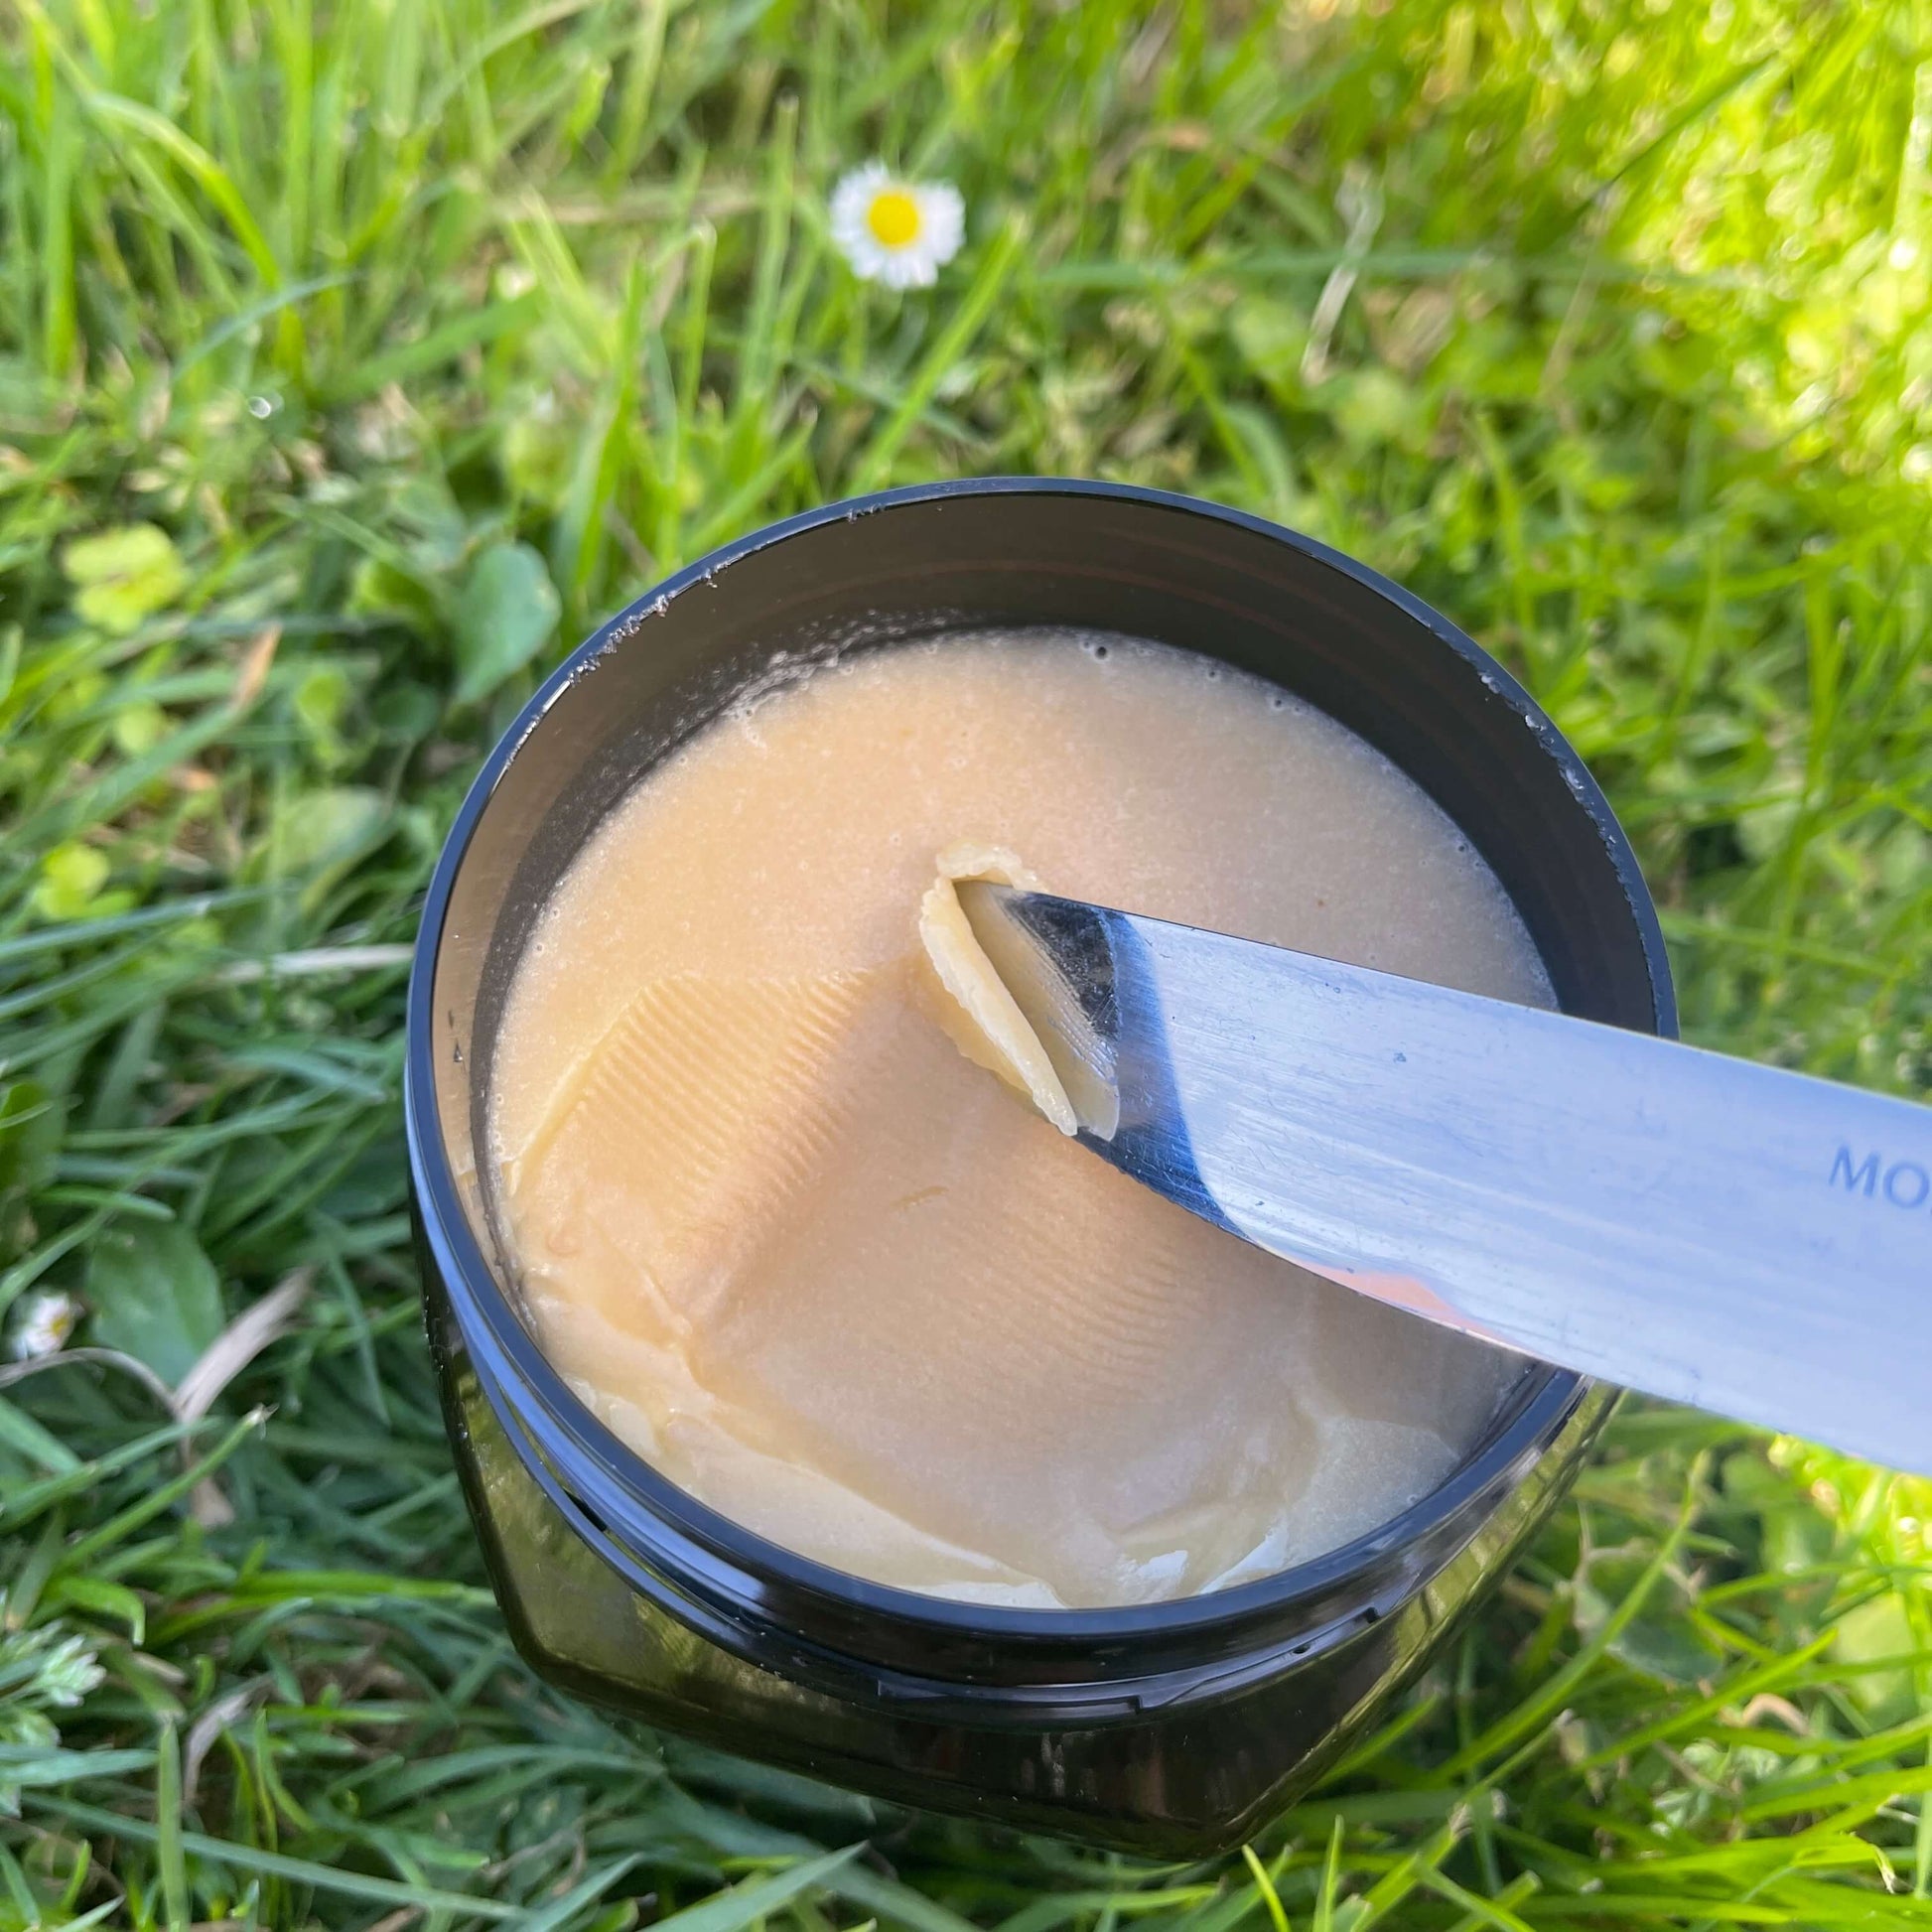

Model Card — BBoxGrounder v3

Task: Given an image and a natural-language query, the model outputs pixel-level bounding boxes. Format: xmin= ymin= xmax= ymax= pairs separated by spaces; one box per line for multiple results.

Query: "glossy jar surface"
xmin=406 ymin=480 xmax=1673 ymax=1857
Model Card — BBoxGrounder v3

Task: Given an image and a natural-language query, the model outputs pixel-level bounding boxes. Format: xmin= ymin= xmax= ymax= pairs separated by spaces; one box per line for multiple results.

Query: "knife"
xmin=955 ymin=882 xmax=1932 ymax=1474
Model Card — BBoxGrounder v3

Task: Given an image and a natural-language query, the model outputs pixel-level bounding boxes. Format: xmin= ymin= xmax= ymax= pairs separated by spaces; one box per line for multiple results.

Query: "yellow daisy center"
xmin=866 ymin=189 xmax=921 ymax=249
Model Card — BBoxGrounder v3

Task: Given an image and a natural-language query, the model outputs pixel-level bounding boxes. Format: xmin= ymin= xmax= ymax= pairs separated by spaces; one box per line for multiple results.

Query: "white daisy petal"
xmin=829 ymin=162 xmax=892 ymax=246
xmin=917 ymin=183 xmax=965 ymax=259
xmin=11 ymin=1290 xmax=78 ymax=1361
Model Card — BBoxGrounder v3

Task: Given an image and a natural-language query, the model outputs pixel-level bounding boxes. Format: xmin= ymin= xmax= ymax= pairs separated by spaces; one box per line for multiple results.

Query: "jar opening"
xmin=407 ymin=480 xmax=1668 ymax=1692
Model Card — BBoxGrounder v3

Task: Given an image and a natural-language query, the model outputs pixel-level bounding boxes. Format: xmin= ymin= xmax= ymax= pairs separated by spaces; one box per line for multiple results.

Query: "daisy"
xmin=829 ymin=164 xmax=965 ymax=290
xmin=10 ymin=1290 xmax=78 ymax=1360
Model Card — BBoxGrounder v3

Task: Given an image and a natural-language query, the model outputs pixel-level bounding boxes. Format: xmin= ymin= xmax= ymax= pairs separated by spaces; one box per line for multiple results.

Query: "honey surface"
xmin=489 ymin=632 xmax=1550 ymax=1607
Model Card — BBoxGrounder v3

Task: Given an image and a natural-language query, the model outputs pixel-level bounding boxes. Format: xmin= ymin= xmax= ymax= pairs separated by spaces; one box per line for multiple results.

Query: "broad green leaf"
xmin=1610 ymin=1612 xmax=1726 ymax=1689
xmin=346 ymin=555 xmax=442 ymax=635
xmin=85 ymin=1221 xmax=224 ymax=1387
xmin=31 ymin=843 xmax=110 ymax=921
xmin=452 ymin=540 xmax=559 ymax=705
xmin=292 ymin=662 xmax=356 ymax=768
xmin=1832 ymin=1592 xmax=1919 ymax=1722
xmin=274 ymin=785 xmax=388 ymax=875
xmin=110 ymin=699 xmax=169 ymax=757
xmin=60 ymin=524 xmax=189 ymax=634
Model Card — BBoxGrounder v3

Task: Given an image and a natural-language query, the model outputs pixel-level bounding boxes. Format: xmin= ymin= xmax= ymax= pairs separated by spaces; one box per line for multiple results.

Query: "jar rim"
xmin=406 ymin=477 xmax=1673 ymax=1677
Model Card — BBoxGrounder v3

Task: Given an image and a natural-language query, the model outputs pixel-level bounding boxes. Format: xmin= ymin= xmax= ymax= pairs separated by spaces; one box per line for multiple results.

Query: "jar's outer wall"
xmin=409 ymin=480 xmax=1674 ymax=1675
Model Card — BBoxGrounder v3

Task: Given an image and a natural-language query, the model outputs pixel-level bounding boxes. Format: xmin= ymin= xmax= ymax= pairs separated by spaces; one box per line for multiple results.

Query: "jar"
xmin=406 ymin=479 xmax=1672 ymax=1857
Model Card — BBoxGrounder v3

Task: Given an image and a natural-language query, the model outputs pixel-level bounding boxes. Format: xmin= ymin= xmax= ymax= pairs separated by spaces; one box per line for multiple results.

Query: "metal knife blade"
xmin=956 ymin=882 xmax=1932 ymax=1474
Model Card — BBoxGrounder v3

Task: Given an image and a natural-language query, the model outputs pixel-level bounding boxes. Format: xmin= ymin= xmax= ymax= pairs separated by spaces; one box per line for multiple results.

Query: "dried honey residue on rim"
xmin=916 ymin=843 xmax=1077 ymax=1135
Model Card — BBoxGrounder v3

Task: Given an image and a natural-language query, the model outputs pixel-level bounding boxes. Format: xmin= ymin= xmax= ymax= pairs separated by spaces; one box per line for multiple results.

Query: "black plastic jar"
xmin=406 ymin=479 xmax=1673 ymax=1857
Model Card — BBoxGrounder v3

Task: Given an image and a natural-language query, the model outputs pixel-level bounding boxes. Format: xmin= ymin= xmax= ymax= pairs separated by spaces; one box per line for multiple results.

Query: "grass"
xmin=0 ymin=0 xmax=1929 ymax=1923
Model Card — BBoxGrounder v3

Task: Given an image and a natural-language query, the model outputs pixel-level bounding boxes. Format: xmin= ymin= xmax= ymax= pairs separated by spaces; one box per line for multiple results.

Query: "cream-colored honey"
xmin=489 ymin=632 xmax=1550 ymax=1608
